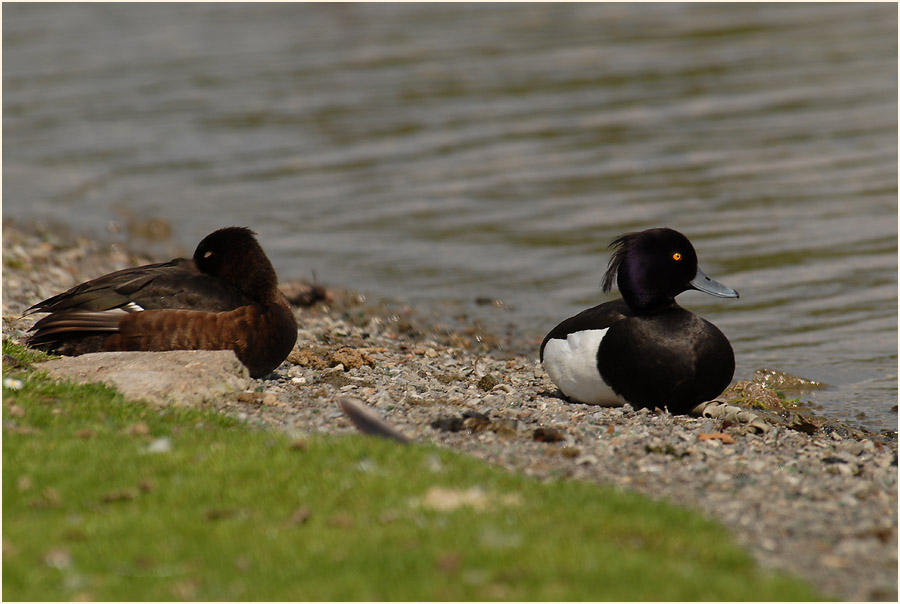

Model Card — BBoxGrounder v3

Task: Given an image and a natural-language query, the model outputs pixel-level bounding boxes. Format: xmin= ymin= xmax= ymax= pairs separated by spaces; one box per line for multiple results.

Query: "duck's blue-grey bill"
xmin=691 ymin=267 xmax=739 ymax=298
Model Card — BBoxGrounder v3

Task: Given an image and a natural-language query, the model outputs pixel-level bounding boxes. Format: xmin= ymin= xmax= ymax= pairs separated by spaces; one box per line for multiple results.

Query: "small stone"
xmin=44 ymin=547 xmax=72 ymax=570
xmin=463 ymin=416 xmax=490 ymax=433
xmin=238 ymin=392 xmax=259 ymax=403
xmin=332 ymin=348 xmax=374 ymax=370
xmin=490 ymin=418 xmax=518 ymax=438
xmin=420 ymin=486 xmax=489 ymax=512
xmin=698 ymin=433 xmax=735 ymax=444
xmin=747 ymin=459 xmax=767 ymax=473
xmin=288 ymin=349 xmax=330 ymax=370
xmin=759 ymin=538 xmax=777 ymax=551
xmin=560 ymin=446 xmax=581 ymax=458
xmin=477 ymin=375 xmax=499 ymax=391
xmin=142 ymin=437 xmax=172 ymax=454
xmin=431 ymin=417 xmax=463 ymax=432
xmin=481 ymin=394 xmax=505 ymax=407
xmin=822 ymin=555 xmax=849 ymax=568
xmin=533 ymin=427 xmax=566 ymax=443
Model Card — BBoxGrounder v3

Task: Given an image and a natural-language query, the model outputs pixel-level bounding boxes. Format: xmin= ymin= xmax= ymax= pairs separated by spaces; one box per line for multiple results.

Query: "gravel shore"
xmin=3 ymin=222 xmax=897 ymax=601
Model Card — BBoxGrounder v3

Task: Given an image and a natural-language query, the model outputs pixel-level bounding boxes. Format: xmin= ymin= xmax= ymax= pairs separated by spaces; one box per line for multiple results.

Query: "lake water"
xmin=3 ymin=3 xmax=897 ymax=431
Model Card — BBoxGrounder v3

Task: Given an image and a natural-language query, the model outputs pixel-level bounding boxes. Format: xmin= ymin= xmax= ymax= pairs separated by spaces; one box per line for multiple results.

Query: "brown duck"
xmin=25 ymin=226 xmax=298 ymax=378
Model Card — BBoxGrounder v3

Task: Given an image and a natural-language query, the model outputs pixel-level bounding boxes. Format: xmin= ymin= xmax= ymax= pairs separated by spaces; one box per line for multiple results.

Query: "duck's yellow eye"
xmin=672 ymin=252 xmax=682 ymax=261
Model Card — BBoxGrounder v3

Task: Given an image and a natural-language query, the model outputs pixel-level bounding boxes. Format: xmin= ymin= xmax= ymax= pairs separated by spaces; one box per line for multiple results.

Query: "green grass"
xmin=2 ymin=340 xmax=823 ymax=601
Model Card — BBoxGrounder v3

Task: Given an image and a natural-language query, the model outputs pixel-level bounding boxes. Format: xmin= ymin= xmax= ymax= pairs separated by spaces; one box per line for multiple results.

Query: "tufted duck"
xmin=25 ymin=227 xmax=297 ymax=378
xmin=540 ymin=228 xmax=738 ymax=414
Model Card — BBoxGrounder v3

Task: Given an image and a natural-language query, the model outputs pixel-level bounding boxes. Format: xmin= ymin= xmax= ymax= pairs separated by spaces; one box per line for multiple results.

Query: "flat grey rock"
xmin=38 ymin=350 xmax=251 ymax=406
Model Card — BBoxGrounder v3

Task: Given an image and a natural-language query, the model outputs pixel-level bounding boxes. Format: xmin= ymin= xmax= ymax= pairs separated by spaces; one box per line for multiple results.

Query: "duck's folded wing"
xmin=24 ymin=260 xmax=184 ymax=314
xmin=25 ymin=258 xmax=248 ymax=315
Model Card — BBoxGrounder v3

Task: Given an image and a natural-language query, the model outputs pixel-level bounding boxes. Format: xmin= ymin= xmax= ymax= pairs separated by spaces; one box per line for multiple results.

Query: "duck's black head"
xmin=193 ymin=227 xmax=280 ymax=300
xmin=601 ymin=227 xmax=738 ymax=313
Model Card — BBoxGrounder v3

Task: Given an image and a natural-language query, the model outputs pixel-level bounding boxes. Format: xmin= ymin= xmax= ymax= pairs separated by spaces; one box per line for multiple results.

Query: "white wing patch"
xmin=542 ymin=329 xmax=628 ymax=406
xmin=122 ymin=302 xmax=145 ymax=312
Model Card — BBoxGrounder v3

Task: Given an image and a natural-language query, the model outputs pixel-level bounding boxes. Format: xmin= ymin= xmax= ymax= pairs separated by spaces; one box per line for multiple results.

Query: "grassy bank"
xmin=2 ymin=341 xmax=821 ymax=601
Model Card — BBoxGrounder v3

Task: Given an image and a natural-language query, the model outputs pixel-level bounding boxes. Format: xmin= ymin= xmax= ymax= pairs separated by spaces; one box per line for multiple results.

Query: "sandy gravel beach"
xmin=2 ymin=222 xmax=897 ymax=601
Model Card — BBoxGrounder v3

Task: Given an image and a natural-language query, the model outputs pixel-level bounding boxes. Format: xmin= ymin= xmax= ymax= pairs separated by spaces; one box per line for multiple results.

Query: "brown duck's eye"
xmin=672 ymin=252 xmax=682 ymax=261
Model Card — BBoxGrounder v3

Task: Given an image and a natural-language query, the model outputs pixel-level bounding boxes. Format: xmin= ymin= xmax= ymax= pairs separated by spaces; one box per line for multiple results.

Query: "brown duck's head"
xmin=193 ymin=227 xmax=280 ymax=301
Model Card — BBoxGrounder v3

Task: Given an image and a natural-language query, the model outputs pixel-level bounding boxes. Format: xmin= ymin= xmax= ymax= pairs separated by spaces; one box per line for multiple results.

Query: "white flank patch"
xmin=542 ymin=328 xmax=628 ymax=406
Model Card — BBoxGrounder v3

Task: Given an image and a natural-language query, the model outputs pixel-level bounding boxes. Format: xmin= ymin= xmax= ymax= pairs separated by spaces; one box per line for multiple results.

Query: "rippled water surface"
xmin=4 ymin=3 xmax=897 ymax=430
